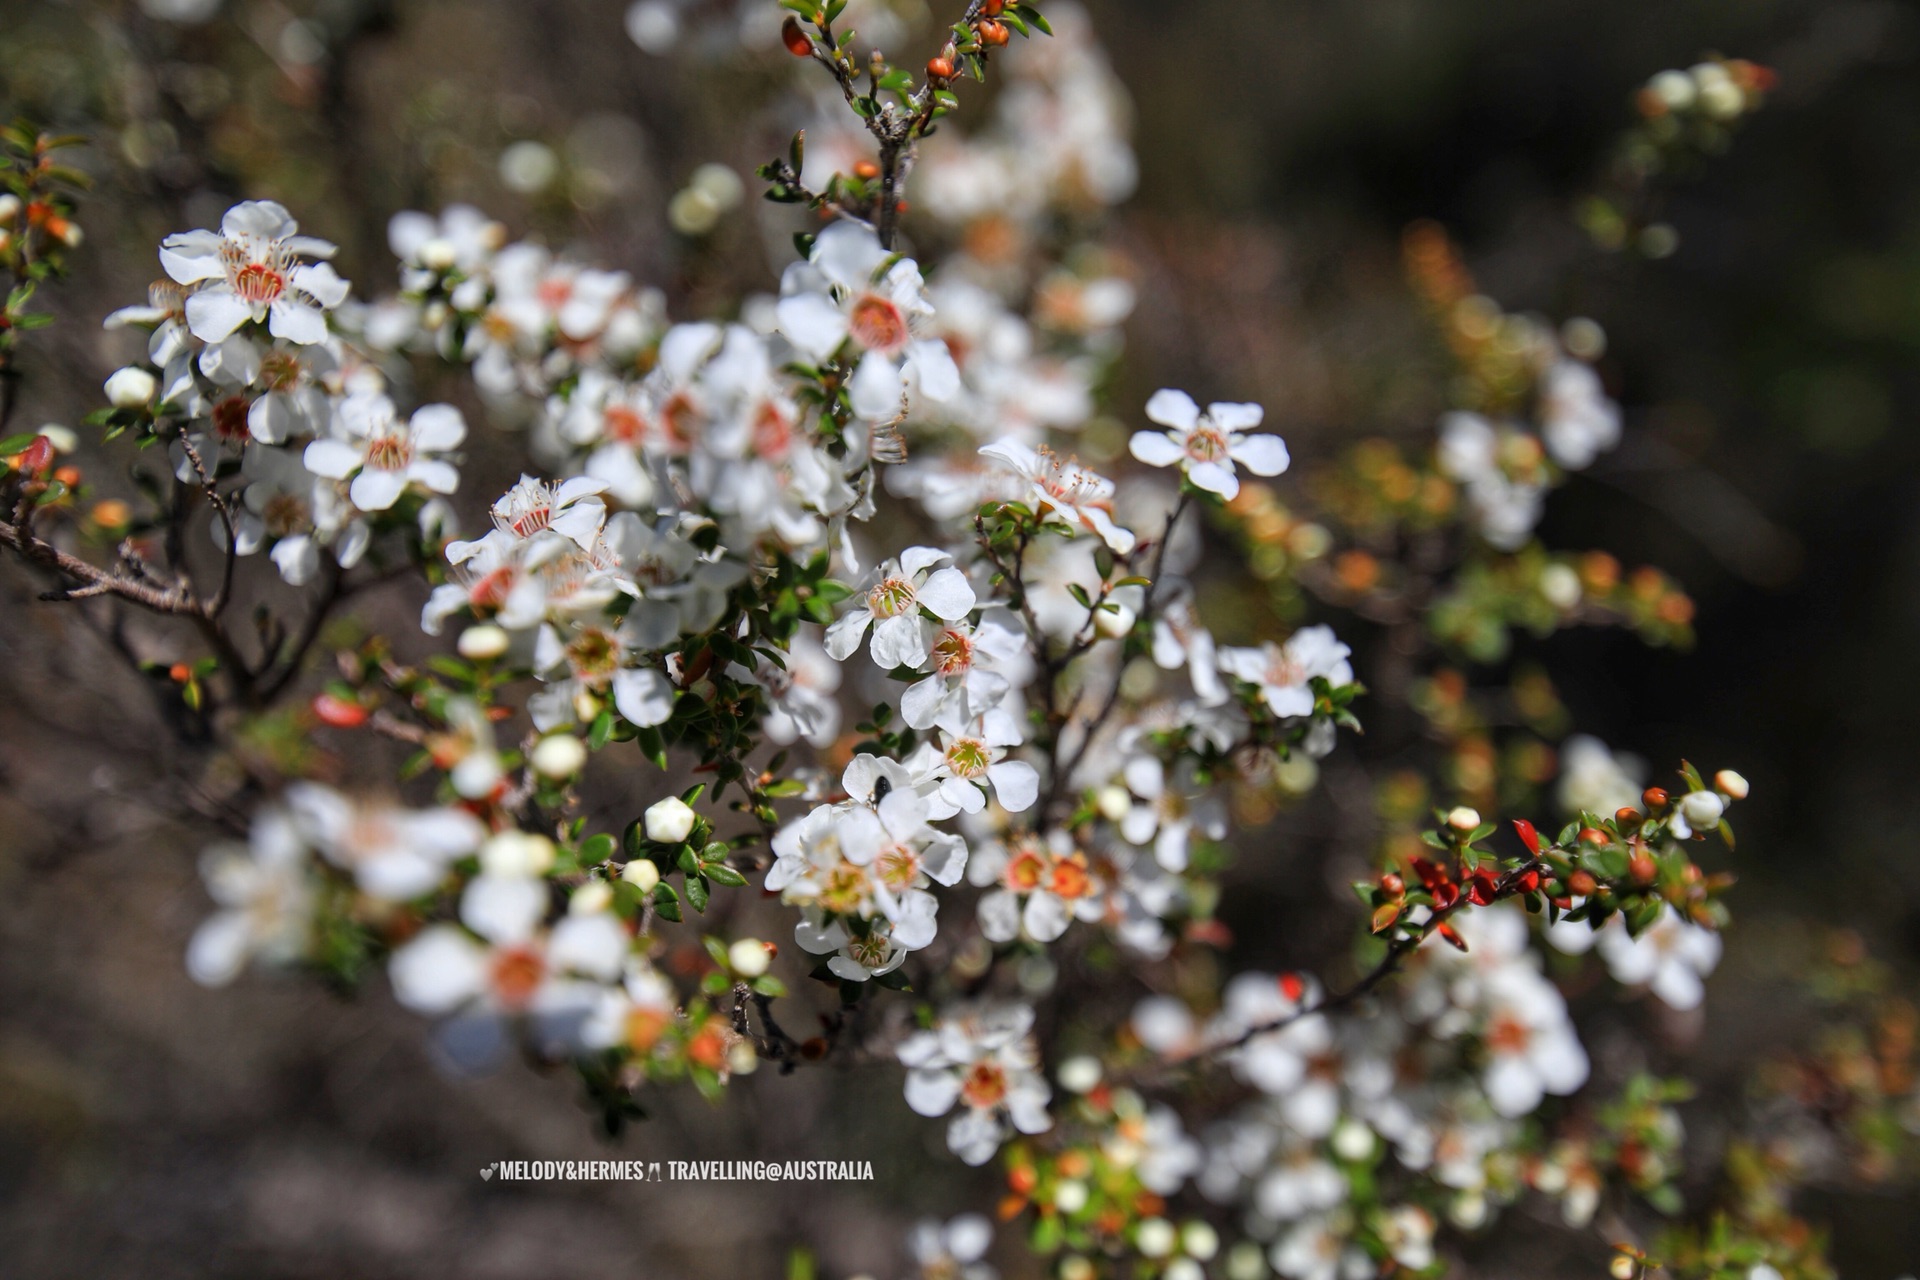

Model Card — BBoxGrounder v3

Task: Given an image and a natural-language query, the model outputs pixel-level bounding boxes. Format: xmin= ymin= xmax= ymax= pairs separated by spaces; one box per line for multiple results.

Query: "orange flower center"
xmin=848 ymin=292 xmax=910 ymax=354
xmin=489 ymin=945 xmax=546 ymax=1010
xmin=961 ymin=1060 xmax=1010 ymax=1109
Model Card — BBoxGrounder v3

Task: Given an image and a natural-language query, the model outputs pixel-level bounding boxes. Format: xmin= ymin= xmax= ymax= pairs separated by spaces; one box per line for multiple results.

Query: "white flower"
xmin=286 ymin=784 xmax=486 ymax=901
xmin=485 ymin=474 xmax=609 ymax=549
xmin=1118 ymin=753 xmax=1226 ymax=873
xmin=824 ymin=546 xmax=977 ymax=669
xmin=186 ymin=807 xmax=315 ymax=986
xmin=900 ymin=611 xmax=1030 ymax=735
xmin=1217 ymin=625 xmax=1352 ymax=719
xmin=1596 ymin=904 xmax=1722 ymax=1009
xmin=735 ymin=628 xmax=842 ymax=748
xmin=971 ymin=830 xmax=1102 ymax=944
xmin=160 ymin=200 xmax=350 ymax=345
xmin=1129 ymin=389 xmax=1288 ymax=500
xmin=304 ymin=392 xmax=465 ymax=512
xmin=918 ymin=723 xmax=1040 ymax=816
xmin=1539 ymin=360 xmax=1621 ymax=469
xmin=978 ymin=437 xmax=1136 ymax=554
xmin=1557 ymin=735 xmax=1644 ymax=818
xmin=1475 ymin=964 xmax=1590 ymax=1117
xmin=907 ymin=1214 xmax=996 ymax=1280
xmin=897 ymin=1003 xmax=1052 ymax=1166
xmin=794 ymin=909 xmax=923 ymax=981
xmin=774 ymin=220 xmax=960 ymax=420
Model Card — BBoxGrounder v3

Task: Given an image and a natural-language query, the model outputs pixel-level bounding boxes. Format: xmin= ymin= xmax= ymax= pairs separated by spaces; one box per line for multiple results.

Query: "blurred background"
xmin=3 ymin=0 xmax=1919 ymax=1275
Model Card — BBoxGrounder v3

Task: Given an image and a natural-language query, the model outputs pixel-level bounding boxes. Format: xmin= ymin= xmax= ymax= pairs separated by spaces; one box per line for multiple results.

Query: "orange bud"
xmin=1615 ymin=807 xmax=1642 ymax=825
xmin=312 ymin=693 xmax=368 ymax=728
xmin=1642 ymin=786 xmax=1669 ymax=809
xmin=781 ymin=16 xmax=812 ymax=57
xmin=1568 ymin=870 xmax=1598 ymax=897
xmin=978 ymin=19 xmax=1009 ymax=45
xmin=853 ymin=160 xmax=880 ymax=180
xmin=168 ymin=663 xmax=192 ymax=683
xmin=927 ymin=56 xmax=955 ymax=80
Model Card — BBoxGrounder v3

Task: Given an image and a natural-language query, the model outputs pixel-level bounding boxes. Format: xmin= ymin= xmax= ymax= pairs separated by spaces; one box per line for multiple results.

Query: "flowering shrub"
xmin=0 ymin=5 xmax=1911 ymax=1279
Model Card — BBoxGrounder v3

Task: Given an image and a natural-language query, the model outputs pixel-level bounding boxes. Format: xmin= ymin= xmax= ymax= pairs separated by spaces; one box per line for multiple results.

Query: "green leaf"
xmin=705 ymin=863 xmax=748 ymax=888
xmin=686 ymin=874 xmax=711 ymax=914
xmin=651 ymin=883 xmax=682 ymax=923
xmin=580 ymin=833 xmax=617 ymax=863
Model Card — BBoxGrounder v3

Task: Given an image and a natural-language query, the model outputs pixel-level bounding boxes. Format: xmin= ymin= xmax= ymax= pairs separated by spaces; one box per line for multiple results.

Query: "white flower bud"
xmin=1446 ymin=806 xmax=1482 ymax=832
xmin=1095 ymin=785 xmax=1132 ymax=822
xmin=457 ymin=625 xmax=511 ymax=661
xmin=1053 ymin=1179 xmax=1089 ymax=1214
xmin=530 ymin=734 xmax=588 ymax=779
xmin=728 ymin=1039 xmax=759 ymax=1075
xmin=573 ymin=688 xmax=603 ymax=723
xmin=1165 ymin=1261 xmax=1204 ymax=1280
xmin=104 ymin=366 xmax=156 ymax=409
xmin=1093 ymin=602 xmax=1136 ymax=639
xmin=1181 ymin=1221 xmax=1220 ymax=1261
xmin=1330 ymin=1118 xmax=1375 ymax=1162
xmin=621 ymin=858 xmax=661 ymax=892
xmin=1648 ymin=69 xmax=1696 ymax=111
xmin=1057 ymin=1055 xmax=1103 ymax=1093
xmin=0 ymin=194 xmax=19 ymax=223
xmin=419 ymin=237 xmax=458 ymax=270
xmin=728 ymin=938 xmax=771 ymax=977
xmin=1224 ymin=1242 xmax=1266 ymax=1280
xmin=570 ymin=880 xmax=614 ymax=915
xmin=480 ymin=830 xmax=556 ymax=878
xmin=1135 ymin=1217 xmax=1176 ymax=1259
xmin=1540 ymin=563 xmax=1582 ymax=610
xmin=1450 ymin=1190 xmax=1489 ymax=1230
xmin=1714 ymin=769 xmax=1749 ymax=800
xmin=1610 ymin=1255 xmax=1637 ymax=1280
xmin=1679 ymin=790 xmax=1725 ymax=832
xmin=644 ymin=796 xmax=697 ymax=843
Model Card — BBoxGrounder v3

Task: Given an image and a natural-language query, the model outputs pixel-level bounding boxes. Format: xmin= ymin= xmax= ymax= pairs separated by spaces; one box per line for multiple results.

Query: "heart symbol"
xmin=479 ymin=1166 xmax=494 ymax=1181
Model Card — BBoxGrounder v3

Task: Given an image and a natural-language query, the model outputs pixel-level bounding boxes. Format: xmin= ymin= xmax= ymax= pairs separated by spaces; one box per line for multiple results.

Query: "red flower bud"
xmin=311 ymin=693 xmax=368 ymax=728
xmin=1379 ymin=872 xmax=1405 ymax=898
xmin=1517 ymin=869 xmax=1542 ymax=893
xmin=1615 ymin=806 xmax=1642 ymax=825
xmin=927 ymin=56 xmax=955 ymax=80
xmin=983 ymin=0 xmax=1006 ymax=14
xmin=978 ymin=19 xmax=1009 ymax=45
xmin=1438 ymin=923 xmax=1468 ymax=952
xmin=1467 ymin=870 xmax=1499 ymax=906
xmin=1642 ymin=786 xmax=1669 ymax=809
xmin=16 ymin=434 xmax=55 ymax=479
xmin=781 ymin=16 xmax=813 ymax=57
xmin=1568 ymin=870 xmax=1598 ymax=897
xmin=1578 ymin=826 xmax=1608 ymax=846
xmin=1279 ymin=972 xmax=1306 ymax=1002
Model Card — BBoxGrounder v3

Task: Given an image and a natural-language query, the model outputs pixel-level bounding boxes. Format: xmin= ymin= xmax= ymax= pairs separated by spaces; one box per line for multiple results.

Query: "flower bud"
xmin=0 ymin=194 xmax=19 ymax=223
xmin=1057 ymin=1055 xmax=1102 ymax=1093
xmin=728 ymin=937 xmax=771 ymax=977
xmin=570 ymin=880 xmax=614 ymax=915
xmin=621 ymin=858 xmax=661 ymax=892
xmin=457 ymin=624 xmax=511 ymax=661
xmin=1331 ymin=1119 xmax=1375 ymax=1162
xmin=781 ymin=16 xmax=812 ymax=56
xmin=644 ymin=796 xmax=697 ymax=843
xmin=1568 ymin=870 xmax=1598 ymax=897
xmin=1446 ymin=806 xmax=1481 ymax=832
xmin=530 ymin=734 xmax=588 ymax=779
xmin=1053 ymin=1179 xmax=1089 ymax=1214
xmin=1165 ymin=1262 xmax=1203 ymax=1280
xmin=1135 ymin=1217 xmax=1176 ymax=1259
xmin=1610 ymin=1255 xmax=1637 ymax=1280
xmin=1642 ymin=786 xmax=1669 ymax=809
xmin=1181 ymin=1221 xmax=1219 ymax=1261
xmin=1093 ymin=602 xmax=1136 ymax=639
xmin=104 ymin=366 xmax=156 ymax=409
xmin=1095 ymin=785 xmax=1131 ymax=822
xmin=1714 ymin=769 xmax=1749 ymax=800
xmin=481 ymin=830 xmax=556 ymax=878
xmin=1678 ymin=790 xmax=1725 ymax=832
xmin=927 ymin=56 xmax=955 ymax=80
xmin=419 ymin=237 xmax=458 ymax=270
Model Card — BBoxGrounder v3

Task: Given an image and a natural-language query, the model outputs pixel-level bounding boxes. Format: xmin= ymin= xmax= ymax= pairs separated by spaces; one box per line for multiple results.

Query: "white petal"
xmin=267 ymin=300 xmax=329 ymax=345
xmin=388 ymin=927 xmax=488 ymax=1014
xmin=349 ymin=468 xmax=408 ymax=512
xmin=1144 ymin=388 xmax=1201 ymax=430
xmin=775 ymin=293 xmax=849 ymax=362
xmin=904 ymin=1068 xmax=962 ymax=1117
xmin=613 ymin=667 xmax=676 ymax=727
xmin=1187 ymin=460 xmax=1240 ymax=500
xmin=849 ymin=351 xmax=905 ymax=421
xmin=184 ymin=290 xmax=254 ymax=344
xmin=915 ymin=567 xmax=977 ymax=621
xmin=1128 ymin=430 xmax=1185 ymax=468
xmin=1230 ymin=433 xmax=1290 ymax=476
xmin=987 ymin=760 xmax=1038 ymax=812
xmin=409 ymin=403 xmax=468 ymax=450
